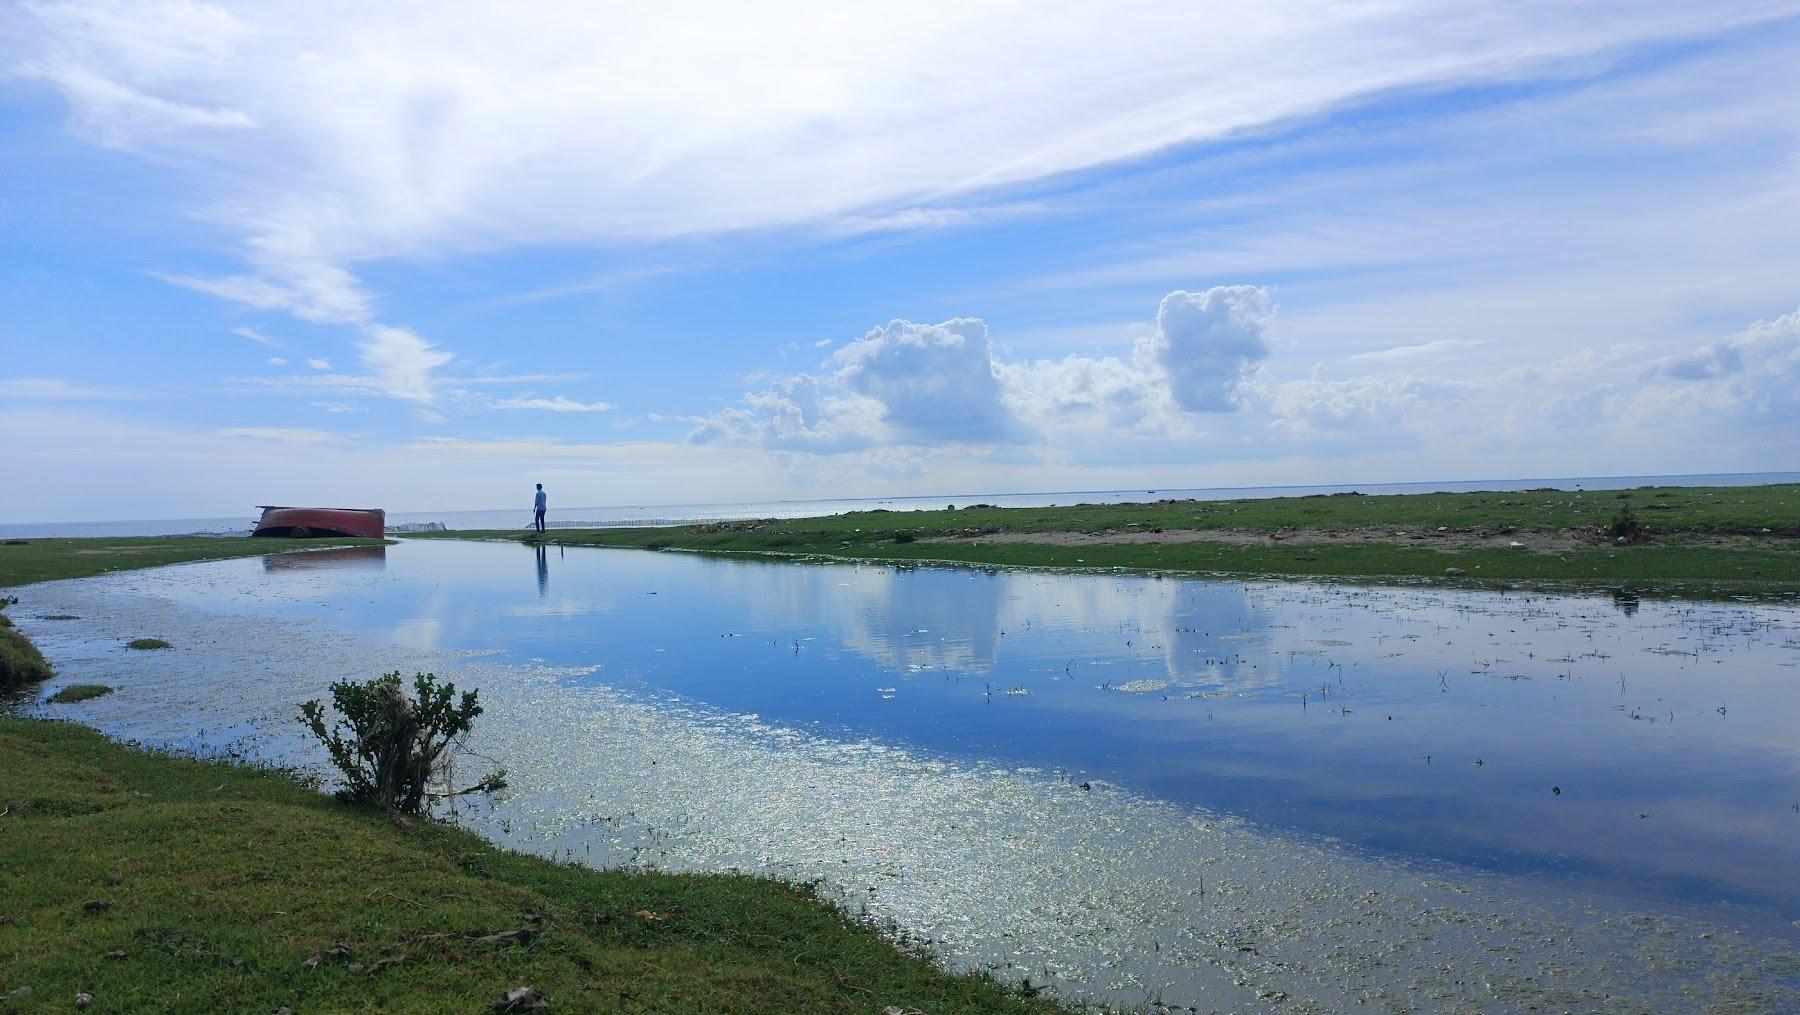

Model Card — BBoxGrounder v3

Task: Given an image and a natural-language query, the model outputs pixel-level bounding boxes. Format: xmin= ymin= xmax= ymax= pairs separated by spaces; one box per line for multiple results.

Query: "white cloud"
xmin=1641 ymin=306 xmax=1800 ymax=422
xmin=695 ymin=287 xmax=1281 ymax=451
xmin=1140 ymin=286 xmax=1273 ymax=412
xmin=490 ymin=395 xmax=616 ymax=413
xmin=215 ymin=426 xmax=342 ymax=445
xmin=154 ymin=265 xmax=370 ymax=325
xmin=831 ymin=318 xmax=1021 ymax=444
xmin=266 ymin=356 xmax=287 ymax=366
xmin=233 ymin=325 xmax=280 ymax=348
xmin=1349 ymin=339 xmax=1484 ymax=362
xmin=688 ymin=375 xmax=882 ymax=451
xmin=357 ymin=324 xmax=452 ymax=404
xmin=997 ymin=354 xmax=1163 ymax=431
xmin=15 ymin=1 xmax=1783 ymax=325
xmin=0 ymin=377 xmax=147 ymax=399
xmin=1266 ymin=374 xmax=1472 ymax=433
xmin=307 ymin=357 xmax=332 ymax=370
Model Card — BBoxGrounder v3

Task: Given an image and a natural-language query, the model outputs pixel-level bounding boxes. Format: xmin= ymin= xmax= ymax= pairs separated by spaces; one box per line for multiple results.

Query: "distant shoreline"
xmin=420 ymin=481 xmax=1800 ymax=600
xmin=7 ymin=470 xmax=1799 ymax=540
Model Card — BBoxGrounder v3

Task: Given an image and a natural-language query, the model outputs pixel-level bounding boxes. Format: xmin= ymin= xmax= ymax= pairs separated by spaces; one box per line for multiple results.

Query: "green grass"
xmin=419 ymin=483 xmax=1800 ymax=596
xmin=45 ymin=684 xmax=112 ymax=704
xmin=0 ymin=720 xmax=1068 ymax=1014
xmin=0 ymin=536 xmax=388 ymax=588
xmin=125 ymin=639 xmax=171 ymax=651
xmin=0 ymin=627 xmax=53 ymax=695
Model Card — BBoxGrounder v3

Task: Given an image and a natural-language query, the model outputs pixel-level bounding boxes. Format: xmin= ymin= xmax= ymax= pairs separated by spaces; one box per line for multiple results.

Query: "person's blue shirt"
xmin=534 ymin=489 xmax=547 ymax=511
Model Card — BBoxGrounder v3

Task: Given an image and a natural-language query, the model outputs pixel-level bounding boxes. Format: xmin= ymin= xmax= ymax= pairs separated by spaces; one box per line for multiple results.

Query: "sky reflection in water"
xmin=170 ymin=539 xmax=1800 ymax=913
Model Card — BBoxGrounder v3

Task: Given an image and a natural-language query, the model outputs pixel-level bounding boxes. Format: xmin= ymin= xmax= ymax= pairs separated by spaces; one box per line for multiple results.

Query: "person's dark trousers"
xmin=534 ymin=509 xmax=546 ymax=533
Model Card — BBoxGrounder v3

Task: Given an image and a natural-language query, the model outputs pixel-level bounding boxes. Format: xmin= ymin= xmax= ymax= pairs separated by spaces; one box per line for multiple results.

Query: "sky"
xmin=3 ymin=1 xmax=1799 ymax=523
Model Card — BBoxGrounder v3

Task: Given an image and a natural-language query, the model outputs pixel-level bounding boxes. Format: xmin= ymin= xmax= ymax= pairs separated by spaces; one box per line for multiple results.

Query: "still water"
xmin=13 ymin=539 xmax=1800 ymax=1010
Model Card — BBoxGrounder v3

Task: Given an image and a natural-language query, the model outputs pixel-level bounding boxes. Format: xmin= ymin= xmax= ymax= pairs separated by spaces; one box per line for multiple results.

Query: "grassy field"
xmin=0 ymin=536 xmax=386 ymax=588
xmin=422 ymin=483 xmax=1800 ymax=595
xmin=0 ymin=719 xmax=1067 ymax=1014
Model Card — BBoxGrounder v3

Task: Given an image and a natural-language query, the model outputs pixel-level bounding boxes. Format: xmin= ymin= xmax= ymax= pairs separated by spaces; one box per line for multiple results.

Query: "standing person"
xmin=533 ymin=483 xmax=547 ymax=534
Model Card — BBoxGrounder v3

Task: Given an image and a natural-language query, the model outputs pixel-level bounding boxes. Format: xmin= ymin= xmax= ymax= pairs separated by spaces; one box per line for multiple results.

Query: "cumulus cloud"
xmin=307 ymin=357 xmax=331 ymax=370
xmin=694 ymin=287 xmax=1282 ymax=451
xmin=833 ymin=318 xmax=1018 ymax=443
xmin=997 ymin=354 xmax=1163 ymax=430
xmin=688 ymin=374 xmax=882 ymax=451
xmin=1141 ymin=286 xmax=1273 ymax=412
xmin=1643 ymin=306 xmax=1800 ymax=420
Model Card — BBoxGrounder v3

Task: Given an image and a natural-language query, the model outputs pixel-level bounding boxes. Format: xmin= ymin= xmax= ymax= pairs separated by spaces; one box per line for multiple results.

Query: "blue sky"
xmin=3 ymin=1 xmax=1799 ymax=522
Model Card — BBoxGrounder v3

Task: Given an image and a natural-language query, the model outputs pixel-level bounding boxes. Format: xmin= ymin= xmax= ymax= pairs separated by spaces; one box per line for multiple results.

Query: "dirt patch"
xmin=924 ymin=527 xmax=1793 ymax=555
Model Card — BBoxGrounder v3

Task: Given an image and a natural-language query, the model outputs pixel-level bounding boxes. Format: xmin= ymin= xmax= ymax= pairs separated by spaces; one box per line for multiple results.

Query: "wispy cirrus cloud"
xmin=489 ymin=395 xmax=616 ymax=413
xmin=232 ymin=326 xmax=281 ymax=348
xmin=18 ymin=0 xmax=1785 ymax=330
xmin=1349 ymin=339 xmax=1485 ymax=362
xmin=215 ymin=426 xmax=344 ymax=445
xmin=0 ymin=377 xmax=152 ymax=400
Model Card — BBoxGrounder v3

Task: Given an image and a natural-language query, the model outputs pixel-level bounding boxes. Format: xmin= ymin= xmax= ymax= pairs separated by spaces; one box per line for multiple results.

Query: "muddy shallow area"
xmin=8 ymin=541 xmax=1800 ymax=1011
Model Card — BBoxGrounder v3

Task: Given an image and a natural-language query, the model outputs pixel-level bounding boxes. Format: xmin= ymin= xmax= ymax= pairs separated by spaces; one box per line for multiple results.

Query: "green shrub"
xmin=1 ymin=626 xmax=53 ymax=694
xmin=1603 ymin=505 xmax=1647 ymax=544
xmin=300 ymin=671 xmax=501 ymax=814
xmin=127 ymin=637 xmax=171 ymax=650
xmin=893 ymin=531 xmax=917 ymax=544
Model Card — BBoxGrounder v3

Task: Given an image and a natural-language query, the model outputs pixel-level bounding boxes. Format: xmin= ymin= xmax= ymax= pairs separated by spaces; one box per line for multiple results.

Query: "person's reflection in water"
xmin=535 ymin=542 xmax=550 ymax=597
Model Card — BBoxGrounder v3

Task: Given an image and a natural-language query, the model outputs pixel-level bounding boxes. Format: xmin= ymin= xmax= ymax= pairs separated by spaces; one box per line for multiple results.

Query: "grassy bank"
xmin=0 ymin=719 xmax=1065 ymax=1014
xmin=423 ymin=483 xmax=1800 ymax=595
xmin=0 ymin=536 xmax=386 ymax=588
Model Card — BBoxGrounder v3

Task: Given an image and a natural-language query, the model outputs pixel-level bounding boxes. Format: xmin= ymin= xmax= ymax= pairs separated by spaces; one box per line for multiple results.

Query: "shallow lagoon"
xmin=12 ymin=539 xmax=1800 ymax=1010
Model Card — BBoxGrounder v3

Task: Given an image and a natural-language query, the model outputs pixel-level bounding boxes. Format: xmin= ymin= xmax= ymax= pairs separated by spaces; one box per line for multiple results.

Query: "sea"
xmin=3 ymin=470 xmax=1795 ymax=539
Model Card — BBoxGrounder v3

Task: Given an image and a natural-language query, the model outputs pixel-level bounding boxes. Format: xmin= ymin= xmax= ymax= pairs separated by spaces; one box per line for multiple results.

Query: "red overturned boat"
xmin=252 ymin=505 xmax=386 ymax=539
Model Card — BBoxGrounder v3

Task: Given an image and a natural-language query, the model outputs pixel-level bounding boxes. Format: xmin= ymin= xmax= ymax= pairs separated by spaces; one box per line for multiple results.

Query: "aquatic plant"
xmin=46 ymin=683 xmax=112 ymax=703
xmin=127 ymin=637 xmax=171 ymax=650
xmin=299 ymin=670 xmax=502 ymax=814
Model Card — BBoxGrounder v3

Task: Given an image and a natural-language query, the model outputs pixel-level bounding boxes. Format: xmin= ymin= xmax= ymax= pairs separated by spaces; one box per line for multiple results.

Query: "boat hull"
xmin=252 ymin=506 xmax=386 ymax=539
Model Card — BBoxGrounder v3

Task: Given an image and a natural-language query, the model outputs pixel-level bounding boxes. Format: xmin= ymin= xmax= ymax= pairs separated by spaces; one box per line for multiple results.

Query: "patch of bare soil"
xmin=924 ymin=528 xmax=1793 ymax=554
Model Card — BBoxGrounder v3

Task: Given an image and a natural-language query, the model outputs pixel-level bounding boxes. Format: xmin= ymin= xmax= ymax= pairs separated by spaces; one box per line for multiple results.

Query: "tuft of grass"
xmin=126 ymin=638 xmax=172 ymax=651
xmin=0 ymin=535 xmax=389 ymax=588
xmin=46 ymin=683 xmax=113 ymax=703
xmin=1 ymin=626 xmax=54 ymax=694
xmin=0 ymin=719 xmax=1069 ymax=1014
